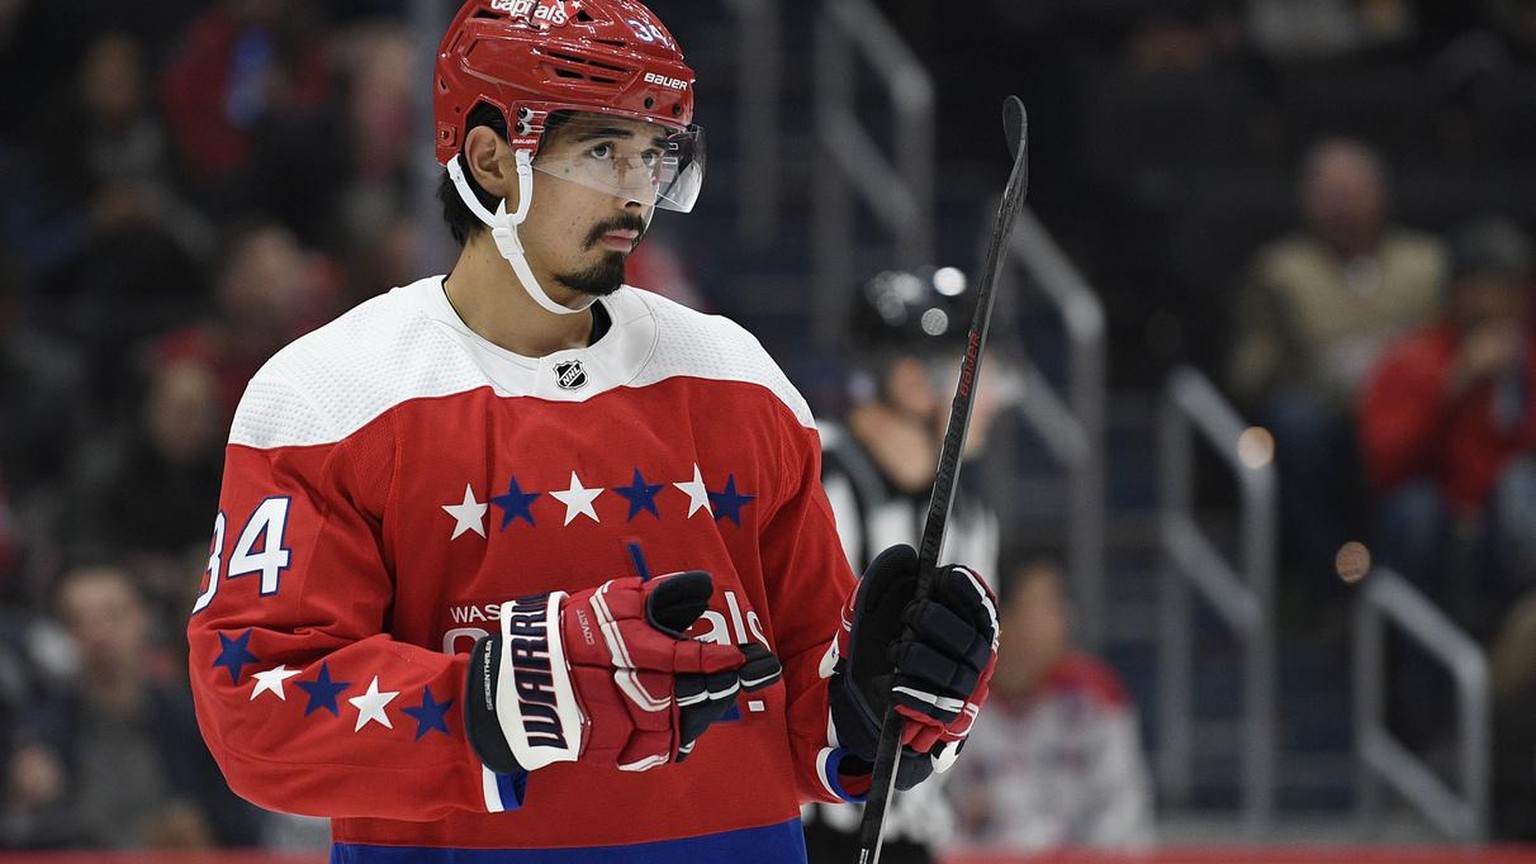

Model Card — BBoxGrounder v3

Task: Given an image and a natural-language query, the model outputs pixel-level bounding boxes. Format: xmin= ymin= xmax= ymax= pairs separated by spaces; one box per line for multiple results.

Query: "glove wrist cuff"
xmin=495 ymin=591 xmax=585 ymax=771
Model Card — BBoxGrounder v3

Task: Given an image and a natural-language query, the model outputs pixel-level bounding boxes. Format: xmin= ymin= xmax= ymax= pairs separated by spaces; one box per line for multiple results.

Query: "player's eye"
xmin=587 ymin=142 xmax=614 ymax=161
xmin=640 ymin=149 xmax=663 ymax=169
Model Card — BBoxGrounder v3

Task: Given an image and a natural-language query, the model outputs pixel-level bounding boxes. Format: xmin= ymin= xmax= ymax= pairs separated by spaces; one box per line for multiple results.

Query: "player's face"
xmin=518 ymin=114 xmax=667 ymax=298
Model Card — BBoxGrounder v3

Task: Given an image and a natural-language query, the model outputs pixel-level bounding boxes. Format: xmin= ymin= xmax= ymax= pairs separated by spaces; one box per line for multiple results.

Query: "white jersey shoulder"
xmin=229 ymin=277 xmax=490 ymax=450
xmin=629 ymin=288 xmax=814 ymax=429
xmin=229 ymin=279 xmax=814 ymax=450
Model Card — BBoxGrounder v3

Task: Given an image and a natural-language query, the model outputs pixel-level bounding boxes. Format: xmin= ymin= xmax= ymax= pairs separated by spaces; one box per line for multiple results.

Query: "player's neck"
xmin=443 ymin=235 xmax=597 ymax=357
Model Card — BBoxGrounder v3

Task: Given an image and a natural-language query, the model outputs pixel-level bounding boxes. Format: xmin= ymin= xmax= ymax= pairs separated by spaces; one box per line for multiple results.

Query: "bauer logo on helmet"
xmin=491 ymin=0 xmax=570 ymax=27
xmin=643 ymin=72 xmax=689 ymax=92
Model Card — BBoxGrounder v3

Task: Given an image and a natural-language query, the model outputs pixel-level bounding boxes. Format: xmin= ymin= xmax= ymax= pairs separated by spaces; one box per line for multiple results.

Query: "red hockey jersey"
xmin=187 ymin=279 xmax=860 ymax=862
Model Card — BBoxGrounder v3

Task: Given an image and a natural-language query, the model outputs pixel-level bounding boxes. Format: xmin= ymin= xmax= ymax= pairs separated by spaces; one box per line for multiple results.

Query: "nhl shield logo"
xmin=554 ymin=359 xmax=588 ymax=390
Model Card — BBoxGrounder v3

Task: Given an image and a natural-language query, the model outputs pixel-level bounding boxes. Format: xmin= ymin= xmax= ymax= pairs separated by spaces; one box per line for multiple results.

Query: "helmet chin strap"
xmin=446 ymin=149 xmax=596 ymax=316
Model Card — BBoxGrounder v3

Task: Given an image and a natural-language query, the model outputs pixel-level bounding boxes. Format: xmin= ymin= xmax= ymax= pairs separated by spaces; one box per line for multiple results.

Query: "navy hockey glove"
xmin=829 ymin=544 xmax=998 ymax=789
xmin=465 ymin=571 xmax=781 ymax=774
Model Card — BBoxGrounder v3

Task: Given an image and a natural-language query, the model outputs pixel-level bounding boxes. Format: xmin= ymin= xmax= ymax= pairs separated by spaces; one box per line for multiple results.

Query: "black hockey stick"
xmin=855 ymin=95 xmax=1029 ymax=864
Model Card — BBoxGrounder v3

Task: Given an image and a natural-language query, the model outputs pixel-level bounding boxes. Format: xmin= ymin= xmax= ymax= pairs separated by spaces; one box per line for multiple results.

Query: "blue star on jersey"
xmin=614 ymin=468 xmax=664 ymax=520
xmin=296 ymin=663 xmax=351 ymax=717
xmin=402 ymin=686 xmax=454 ymax=741
xmin=213 ymin=630 xmax=261 ymax=685
xmin=709 ymin=474 xmax=756 ymax=526
xmin=475 ymin=466 xmax=755 ymax=529
xmin=490 ymin=475 xmax=541 ymax=529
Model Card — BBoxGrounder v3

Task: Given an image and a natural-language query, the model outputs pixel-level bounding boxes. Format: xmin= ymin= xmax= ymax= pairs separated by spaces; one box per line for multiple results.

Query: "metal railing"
xmin=1157 ymin=366 xmax=1276 ymax=834
xmin=1002 ymin=209 xmax=1108 ymax=650
xmin=1354 ymin=567 xmax=1490 ymax=841
xmin=412 ymin=0 xmax=457 ymax=276
xmin=811 ymin=0 xmax=935 ymax=347
xmin=721 ymin=0 xmax=781 ymax=246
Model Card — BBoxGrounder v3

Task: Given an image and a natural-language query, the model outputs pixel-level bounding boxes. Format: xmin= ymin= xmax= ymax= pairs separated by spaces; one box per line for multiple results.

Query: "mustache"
xmin=583 ymin=215 xmax=649 ymax=250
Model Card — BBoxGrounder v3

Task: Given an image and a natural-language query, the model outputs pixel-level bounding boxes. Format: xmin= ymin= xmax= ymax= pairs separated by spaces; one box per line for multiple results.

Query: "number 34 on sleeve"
xmin=192 ymin=497 xmax=294 ymax=614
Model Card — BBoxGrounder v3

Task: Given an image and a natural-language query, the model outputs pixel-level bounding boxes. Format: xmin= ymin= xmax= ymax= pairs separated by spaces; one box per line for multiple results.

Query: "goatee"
xmin=555 ymin=251 xmax=627 ymax=297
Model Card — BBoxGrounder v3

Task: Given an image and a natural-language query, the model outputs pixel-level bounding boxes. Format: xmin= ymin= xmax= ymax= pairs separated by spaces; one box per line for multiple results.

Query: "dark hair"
xmin=437 ymin=106 xmax=579 ymax=246
xmin=52 ymin=560 xmax=146 ymax=616
xmin=438 ymin=103 xmax=510 ymax=246
xmin=996 ymin=541 xmax=1066 ymax=608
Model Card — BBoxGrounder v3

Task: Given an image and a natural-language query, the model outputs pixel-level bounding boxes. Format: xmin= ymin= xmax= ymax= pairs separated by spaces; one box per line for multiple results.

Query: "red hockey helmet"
xmin=434 ymin=0 xmax=697 ymax=165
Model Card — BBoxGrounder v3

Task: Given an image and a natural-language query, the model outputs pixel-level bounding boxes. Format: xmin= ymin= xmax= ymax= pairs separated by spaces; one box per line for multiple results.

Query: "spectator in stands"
xmin=155 ymin=220 xmax=338 ymax=422
xmin=68 ymin=355 xmax=224 ymax=617
xmin=341 ymin=212 xmax=417 ymax=311
xmin=946 ymin=553 xmax=1153 ymax=852
xmin=2 ymin=565 xmax=260 ymax=849
xmin=30 ymin=32 xmax=214 ymax=417
xmin=0 ymin=600 xmax=77 ymax=849
xmin=1490 ymin=588 xmax=1536 ymax=839
xmin=1228 ymin=137 xmax=1445 ymax=607
xmin=36 ymin=33 xmax=178 ymax=218
xmin=334 ymin=22 xmax=413 ymax=248
xmin=0 ymin=0 xmax=202 ymax=143
xmin=158 ymin=0 xmax=330 ymax=201
xmin=0 ymin=250 xmax=87 ymax=602
xmin=1358 ymin=216 xmax=1536 ymax=635
xmin=41 ymin=181 xmax=208 ymax=420
xmin=13 ymin=32 xmax=193 ymax=278
xmin=244 ymin=20 xmax=415 ymax=252
xmin=1245 ymin=0 xmax=1418 ymax=60
xmin=1482 ymin=0 xmax=1536 ymax=57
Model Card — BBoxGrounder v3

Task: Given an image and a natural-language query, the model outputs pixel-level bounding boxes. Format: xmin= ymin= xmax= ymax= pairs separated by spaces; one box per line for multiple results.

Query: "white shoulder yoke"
xmin=629 ymin=290 xmax=814 ymax=429
xmin=228 ymin=279 xmax=817 ymax=450
xmin=228 ymin=278 xmax=489 ymax=449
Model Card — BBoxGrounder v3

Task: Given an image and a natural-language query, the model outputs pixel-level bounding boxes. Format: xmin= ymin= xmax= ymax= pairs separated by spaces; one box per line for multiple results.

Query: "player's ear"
xmin=463 ymin=125 xmax=519 ymax=204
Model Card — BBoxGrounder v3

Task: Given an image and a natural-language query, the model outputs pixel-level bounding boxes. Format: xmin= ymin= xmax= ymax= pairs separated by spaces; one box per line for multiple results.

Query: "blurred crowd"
xmin=902 ymin=0 xmax=1536 ymax=842
xmin=0 ymin=0 xmax=1533 ymax=854
xmin=0 ymin=0 xmax=420 ymax=850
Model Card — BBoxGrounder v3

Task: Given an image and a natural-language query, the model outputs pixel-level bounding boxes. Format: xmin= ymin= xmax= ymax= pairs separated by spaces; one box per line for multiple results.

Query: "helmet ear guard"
xmin=447 ymin=143 xmax=597 ymax=316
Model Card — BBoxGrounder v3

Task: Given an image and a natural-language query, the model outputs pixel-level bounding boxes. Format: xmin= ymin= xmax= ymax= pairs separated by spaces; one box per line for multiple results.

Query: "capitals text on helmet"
xmin=492 ymin=0 xmax=569 ymax=27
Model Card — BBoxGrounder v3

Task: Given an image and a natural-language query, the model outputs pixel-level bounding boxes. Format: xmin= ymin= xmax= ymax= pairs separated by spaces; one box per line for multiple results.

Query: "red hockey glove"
xmin=466 ymin=571 xmax=781 ymax=774
xmin=829 ymin=544 xmax=998 ymax=789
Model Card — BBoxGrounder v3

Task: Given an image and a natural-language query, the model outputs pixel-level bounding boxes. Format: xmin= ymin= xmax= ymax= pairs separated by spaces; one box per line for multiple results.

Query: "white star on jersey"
xmin=442 ymin=485 xmax=488 ymax=539
xmin=674 ymin=463 xmax=713 ymax=518
xmin=349 ymin=676 xmax=399 ymax=731
xmin=249 ymin=665 xmax=304 ymax=701
xmin=550 ymin=471 xmax=604 ymax=526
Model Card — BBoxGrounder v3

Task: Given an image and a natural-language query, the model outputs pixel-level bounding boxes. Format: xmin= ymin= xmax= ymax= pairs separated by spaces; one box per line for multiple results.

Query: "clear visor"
xmin=531 ymin=114 xmax=705 ymax=213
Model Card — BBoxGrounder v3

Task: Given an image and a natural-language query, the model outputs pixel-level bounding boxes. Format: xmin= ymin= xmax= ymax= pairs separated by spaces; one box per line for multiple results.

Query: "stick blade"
xmin=1002 ymin=95 xmax=1027 ymax=161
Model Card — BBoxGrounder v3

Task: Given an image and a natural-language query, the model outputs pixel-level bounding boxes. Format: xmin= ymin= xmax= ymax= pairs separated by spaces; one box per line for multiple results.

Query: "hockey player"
xmin=804 ymin=268 xmax=1003 ymax=863
xmin=185 ymin=2 xmax=998 ymax=862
